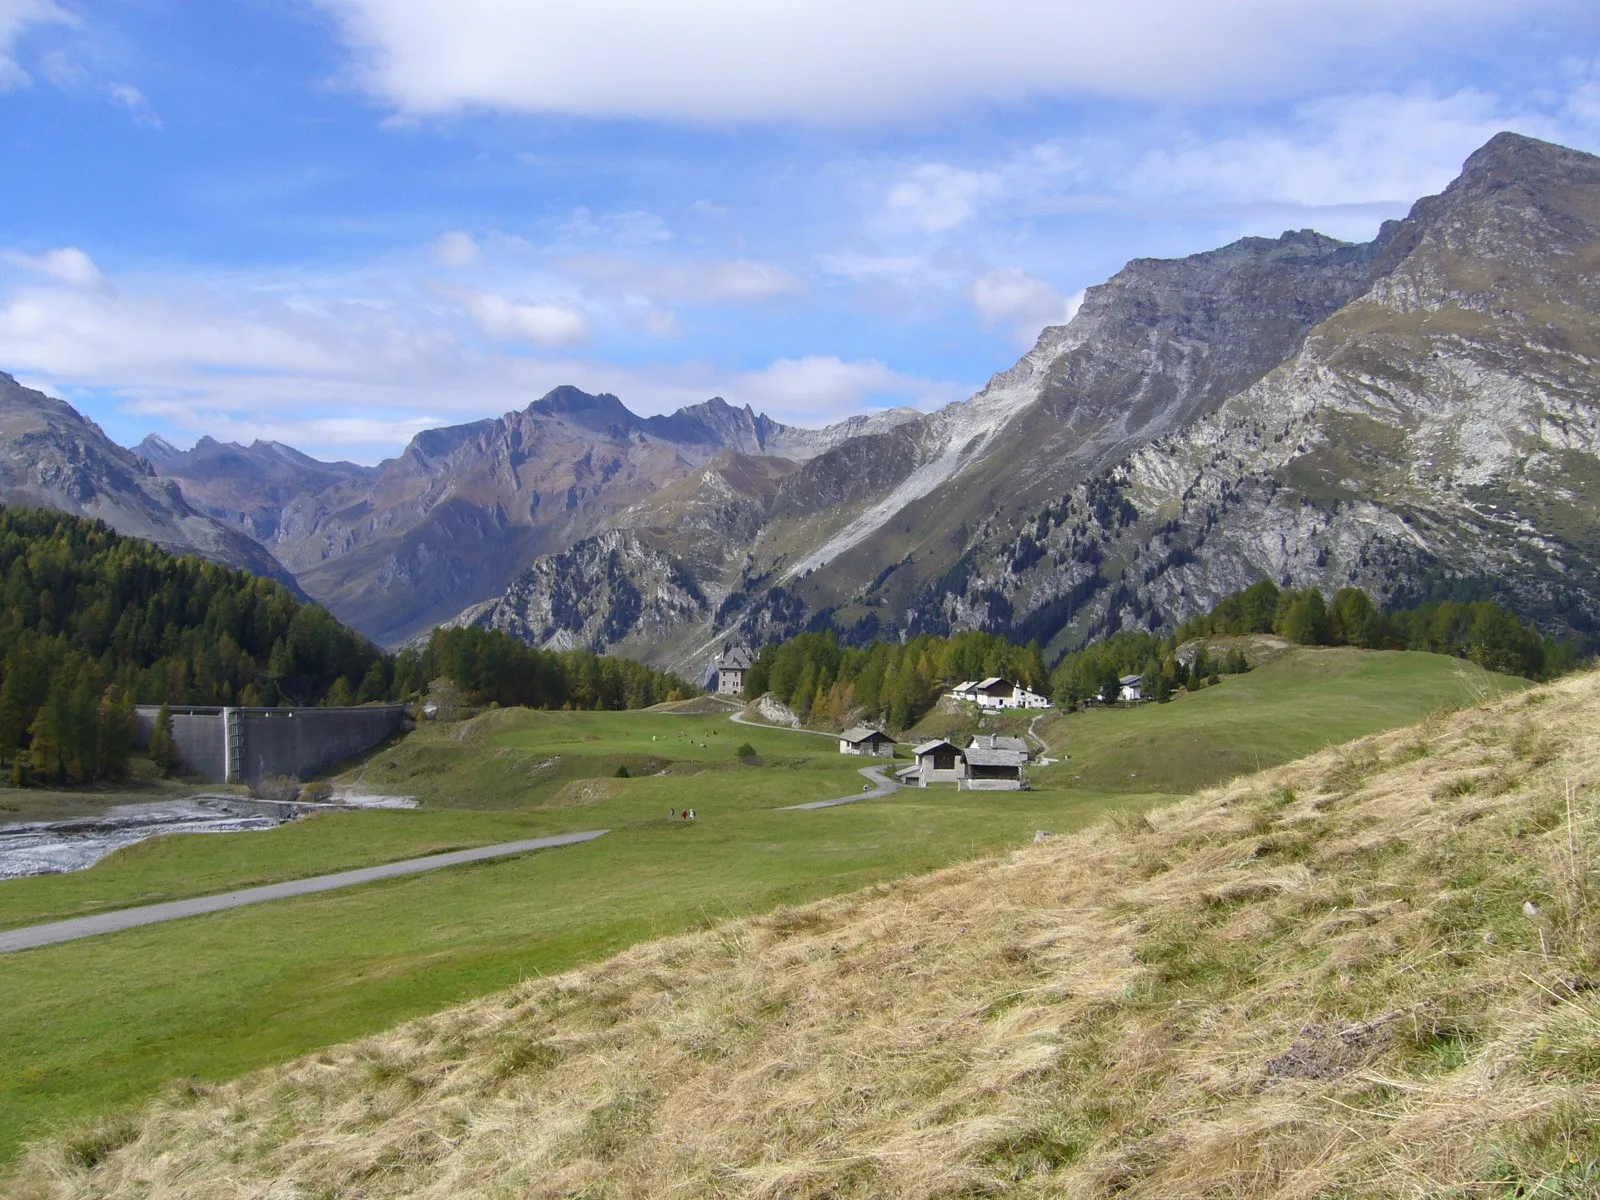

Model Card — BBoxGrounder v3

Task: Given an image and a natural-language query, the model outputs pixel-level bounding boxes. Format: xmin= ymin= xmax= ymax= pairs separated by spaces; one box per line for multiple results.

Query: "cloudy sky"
xmin=1 ymin=1 xmax=1598 ymax=462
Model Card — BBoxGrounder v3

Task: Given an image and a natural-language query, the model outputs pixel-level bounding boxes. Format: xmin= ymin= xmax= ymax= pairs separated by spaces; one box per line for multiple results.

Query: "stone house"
xmin=910 ymin=738 xmax=966 ymax=786
xmin=716 ymin=645 xmax=755 ymax=695
xmin=838 ymin=727 xmax=896 ymax=757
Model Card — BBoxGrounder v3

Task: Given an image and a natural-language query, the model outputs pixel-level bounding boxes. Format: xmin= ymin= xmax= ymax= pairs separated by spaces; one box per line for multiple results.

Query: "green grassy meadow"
xmin=0 ymin=646 xmax=1526 ymax=1164
xmin=1031 ymin=646 xmax=1527 ymax=794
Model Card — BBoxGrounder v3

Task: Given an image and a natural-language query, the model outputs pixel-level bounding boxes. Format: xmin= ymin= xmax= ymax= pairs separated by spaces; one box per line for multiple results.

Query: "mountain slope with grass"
xmin=18 ymin=667 xmax=1600 ymax=1198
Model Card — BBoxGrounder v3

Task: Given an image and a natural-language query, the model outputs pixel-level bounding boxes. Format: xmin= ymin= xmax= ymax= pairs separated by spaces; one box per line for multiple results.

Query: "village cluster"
xmin=714 ymin=648 xmax=1054 ymax=792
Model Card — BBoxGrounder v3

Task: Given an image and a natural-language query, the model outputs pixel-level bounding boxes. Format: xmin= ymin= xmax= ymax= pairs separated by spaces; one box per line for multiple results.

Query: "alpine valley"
xmin=12 ymin=132 xmax=1600 ymax=675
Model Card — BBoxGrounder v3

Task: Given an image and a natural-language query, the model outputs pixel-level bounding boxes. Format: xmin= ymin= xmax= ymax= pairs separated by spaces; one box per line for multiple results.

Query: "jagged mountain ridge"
xmin=461 ymin=132 xmax=1600 ymax=674
xmin=0 ymin=375 xmax=304 ymax=593
xmin=140 ymin=391 xmax=919 ymax=647
xmin=135 ymin=435 xmax=378 ymax=543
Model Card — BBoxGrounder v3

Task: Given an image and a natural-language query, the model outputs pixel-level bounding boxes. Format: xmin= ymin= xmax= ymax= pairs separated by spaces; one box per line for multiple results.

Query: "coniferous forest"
xmin=0 ymin=508 xmax=696 ymax=784
xmin=744 ymin=579 xmax=1577 ymax=730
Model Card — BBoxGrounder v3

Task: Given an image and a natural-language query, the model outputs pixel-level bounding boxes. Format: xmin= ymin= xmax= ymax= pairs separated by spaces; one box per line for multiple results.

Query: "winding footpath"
xmin=780 ymin=765 xmax=902 ymax=810
xmin=0 ymin=830 xmax=608 ymax=954
xmin=724 ymin=704 xmax=904 ymax=809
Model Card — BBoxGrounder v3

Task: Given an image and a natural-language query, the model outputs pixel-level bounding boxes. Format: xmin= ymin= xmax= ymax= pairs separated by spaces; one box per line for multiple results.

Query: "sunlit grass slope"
xmin=18 ymin=669 xmax=1600 ymax=1198
xmin=0 ymin=648 xmax=1528 ymax=1170
xmin=1035 ymin=645 xmax=1526 ymax=794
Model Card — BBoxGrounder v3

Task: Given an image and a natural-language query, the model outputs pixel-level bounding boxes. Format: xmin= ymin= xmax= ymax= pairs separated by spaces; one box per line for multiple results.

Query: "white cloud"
xmin=0 ymin=0 xmax=74 ymax=91
xmin=971 ymin=268 xmax=1077 ymax=344
xmin=108 ymin=82 xmax=162 ymax=128
xmin=466 ymin=293 xmax=591 ymax=347
xmin=4 ymin=246 xmax=104 ymax=288
xmin=433 ymin=230 xmax=481 ymax=268
xmin=559 ymin=255 xmax=807 ymax=305
xmin=555 ymin=207 xmax=671 ymax=247
xmin=0 ymin=256 xmax=977 ymax=461
xmin=1124 ymin=88 xmax=1600 ymax=238
xmin=885 ymin=164 xmax=1002 ymax=233
xmin=728 ymin=355 xmax=963 ymax=424
xmin=312 ymin=0 xmax=1571 ymax=123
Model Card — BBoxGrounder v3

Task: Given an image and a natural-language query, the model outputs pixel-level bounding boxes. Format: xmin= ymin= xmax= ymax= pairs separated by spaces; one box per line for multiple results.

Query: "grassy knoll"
xmin=0 ymin=647 xmax=1525 ymax=1164
xmin=1032 ymin=646 xmax=1527 ymax=794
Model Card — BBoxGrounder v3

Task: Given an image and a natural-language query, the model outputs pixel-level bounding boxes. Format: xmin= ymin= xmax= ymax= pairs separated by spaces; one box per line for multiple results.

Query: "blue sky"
xmin=1 ymin=0 xmax=1598 ymax=463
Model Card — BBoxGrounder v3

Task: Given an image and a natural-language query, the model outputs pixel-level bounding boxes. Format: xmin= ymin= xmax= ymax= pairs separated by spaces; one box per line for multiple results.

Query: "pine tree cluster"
xmin=0 ymin=507 xmax=384 ymax=781
xmin=744 ymin=630 xmax=1050 ymax=732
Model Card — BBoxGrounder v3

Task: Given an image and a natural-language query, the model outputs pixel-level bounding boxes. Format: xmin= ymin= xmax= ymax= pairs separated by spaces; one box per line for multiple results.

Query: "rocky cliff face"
xmin=137 ymin=435 xmax=377 ymax=543
xmin=0 ymin=375 xmax=303 ymax=591
xmin=462 ymin=133 xmax=1600 ymax=676
xmin=135 ymin=389 xmax=918 ymax=648
xmin=889 ymin=132 xmax=1600 ymax=653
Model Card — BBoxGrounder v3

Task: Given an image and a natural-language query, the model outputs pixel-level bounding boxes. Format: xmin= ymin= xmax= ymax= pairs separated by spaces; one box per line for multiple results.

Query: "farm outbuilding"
xmin=838 ymin=727 xmax=896 ymax=757
xmin=910 ymin=738 xmax=966 ymax=786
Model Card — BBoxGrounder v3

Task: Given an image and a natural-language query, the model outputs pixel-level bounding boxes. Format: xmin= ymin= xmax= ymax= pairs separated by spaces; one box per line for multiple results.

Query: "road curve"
xmin=728 ymin=706 xmax=839 ymax=739
xmin=780 ymin=765 xmax=902 ymax=811
xmin=0 ymin=830 xmax=609 ymax=954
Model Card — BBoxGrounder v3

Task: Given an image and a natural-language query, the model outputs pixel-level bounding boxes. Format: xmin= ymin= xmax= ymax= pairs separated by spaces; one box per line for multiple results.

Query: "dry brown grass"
xmin=14 ymin=674 xmax=1600 ymax=1199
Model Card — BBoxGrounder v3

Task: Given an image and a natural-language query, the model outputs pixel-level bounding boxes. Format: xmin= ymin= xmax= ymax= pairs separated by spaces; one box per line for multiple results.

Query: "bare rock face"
xmin=0 ymin=374 xmax=303 ymax=592
xmin=136 ymin=435 xmax=376 ymax=543
xmin=451 ymin=530 xmax=710 ymax=657
xmin=141 ymin=389 xmax=913 ymax=647
xmin=465 ymin=132 xmax=1600 ymax=677
xmin=933 ymin=131 xmax=1600 ymax=653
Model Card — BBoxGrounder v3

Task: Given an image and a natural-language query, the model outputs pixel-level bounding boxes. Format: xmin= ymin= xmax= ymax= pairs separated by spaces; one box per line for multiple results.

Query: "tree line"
xmin=743 ymin=629 xmax=1049 ymax=731
xmin=0 ymin=508 xmax=696 ymax=784
xmin=1050 ymin=579 xmax=1577 ymax=708
xmin=742 ymin=578 xmax=1578 ymax=730
xmin=0 ymin=507 xmax=387 ymax=782
xmin=395 ymin=627 xmax=694 ymax=711
xmin=1174 ymin=581 xmax=1576 ymax=680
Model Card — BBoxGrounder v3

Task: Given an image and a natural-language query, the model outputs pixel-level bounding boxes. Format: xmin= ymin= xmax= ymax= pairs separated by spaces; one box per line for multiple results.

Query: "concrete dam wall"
xmin=135 ymin=705 xmax=408 ymax=787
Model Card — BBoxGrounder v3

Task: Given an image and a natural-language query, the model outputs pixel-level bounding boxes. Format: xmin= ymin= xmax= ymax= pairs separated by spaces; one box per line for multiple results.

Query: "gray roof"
xmin=1120 ymin=674 xmax=1143 ymax=686
xmin=912 ymin=738 xmax=959 ymax=757
xmin=839 ymin=726 xmax=894 ymax=744
xmin=970 ymin=734 xmax=1028 ymax=753
xmin=963 ymin=747 xmax=1028 ymax=768
xmin=720 ymin=645 xmax=756 ymax=669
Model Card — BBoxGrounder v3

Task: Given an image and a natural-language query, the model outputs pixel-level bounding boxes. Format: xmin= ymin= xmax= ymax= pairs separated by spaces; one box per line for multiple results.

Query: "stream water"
xmin=0 ymin=791 xmax=418 ymax=879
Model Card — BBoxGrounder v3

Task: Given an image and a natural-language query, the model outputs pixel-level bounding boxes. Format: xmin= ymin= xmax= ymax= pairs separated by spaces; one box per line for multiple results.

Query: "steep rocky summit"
xmin=142 ymin=391 xmax=916 ymax=647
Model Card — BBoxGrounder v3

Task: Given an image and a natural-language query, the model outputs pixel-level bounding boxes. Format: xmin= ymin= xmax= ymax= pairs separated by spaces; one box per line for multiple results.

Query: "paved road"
xmin=728 ymin=706 xmax=839 ymax=739
xmin=0 ymin=830 xmax=609 ymax=954
xmin=780 ymin=765 xmax=902 ymax=810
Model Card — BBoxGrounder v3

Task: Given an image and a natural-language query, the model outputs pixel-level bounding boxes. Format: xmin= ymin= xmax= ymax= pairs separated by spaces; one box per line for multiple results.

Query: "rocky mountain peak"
xmin=134 ymin=433 xmax=182 ymax=465
xmin=526 ymin=386 xmax=638 ymax=433
xmin=1452 ymin=131 xmax=1600 ymax=193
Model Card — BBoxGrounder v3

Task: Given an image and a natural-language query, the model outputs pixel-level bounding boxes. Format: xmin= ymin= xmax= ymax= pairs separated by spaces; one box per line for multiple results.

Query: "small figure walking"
xmin=670 ymin=809 xmax=677 ymax=819
xmin=687 ymin=808 xmax=697 ymax=821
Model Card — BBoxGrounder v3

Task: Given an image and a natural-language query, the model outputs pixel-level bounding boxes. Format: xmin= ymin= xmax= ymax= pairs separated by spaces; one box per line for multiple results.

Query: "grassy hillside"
xmin=0 ymin=710 xmax=1145 ymax=1165
xmin=0 ymin=648 xmax=1532 ymax=1172
xmin=1036 ymin=646 xmax=1527 ymax=794
xmin=16 ymin=668 xmax=1600 ymax=1198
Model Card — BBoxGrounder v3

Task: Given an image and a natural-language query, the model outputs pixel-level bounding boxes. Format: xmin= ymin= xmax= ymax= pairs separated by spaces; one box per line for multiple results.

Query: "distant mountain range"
xmin=3 ymin=131 xmax=1596 ymax=674
xmin=0 ymin=375 xmax=300 ymax=593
